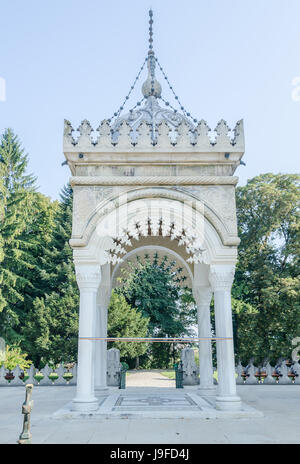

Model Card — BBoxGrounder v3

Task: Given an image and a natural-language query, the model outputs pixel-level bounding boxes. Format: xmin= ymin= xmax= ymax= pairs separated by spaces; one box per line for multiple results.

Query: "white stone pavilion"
xmin=62 ymin=10 xmax=246 ymax=415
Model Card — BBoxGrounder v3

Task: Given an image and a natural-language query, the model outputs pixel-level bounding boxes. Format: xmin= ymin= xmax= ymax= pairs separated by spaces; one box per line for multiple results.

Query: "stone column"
xmin=72 ymin=264 xmax=101 ymax=412
xmin=193 ymin=286 xmax=215 ymax=396
xmin=95 ymin=263 xmax=111 ymax=393
xmin=209 ymin=265 xmax=241 ymax=411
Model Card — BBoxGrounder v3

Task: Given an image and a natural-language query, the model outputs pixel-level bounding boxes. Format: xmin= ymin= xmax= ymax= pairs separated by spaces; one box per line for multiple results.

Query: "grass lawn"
xmin=160 ymin=370 xmax=175 ymax=379
xmin=160 ymin=370 xmax=219 ymax=381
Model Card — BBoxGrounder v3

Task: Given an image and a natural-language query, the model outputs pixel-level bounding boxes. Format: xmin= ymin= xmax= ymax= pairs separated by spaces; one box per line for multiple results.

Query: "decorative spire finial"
xmin=149 ymin=9 xmax=154 ymax=52
xmin=142 ymin=9 xmax=162 ymax=98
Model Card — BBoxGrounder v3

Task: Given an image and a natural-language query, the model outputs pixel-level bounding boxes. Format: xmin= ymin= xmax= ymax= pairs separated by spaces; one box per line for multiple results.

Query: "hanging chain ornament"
xmin=108 ymin=57 xmax=148 ymax=123
xmin=155 ymin=58 xmax=198 ymax=124
xmin=108 ymin=9 xmax=198 ymax=126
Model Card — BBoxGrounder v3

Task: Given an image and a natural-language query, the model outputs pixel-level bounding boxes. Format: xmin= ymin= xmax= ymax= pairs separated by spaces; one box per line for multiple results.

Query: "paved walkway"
xmin=1 ymin=374 xmax=300 ymax=444
xmin=126 ymin=370 xmax=174 ymax=388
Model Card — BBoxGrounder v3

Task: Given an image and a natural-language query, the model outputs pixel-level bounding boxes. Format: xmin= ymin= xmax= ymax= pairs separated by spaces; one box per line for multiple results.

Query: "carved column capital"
xmin=209 ymin=265 xmax=235 ymax=292
xmin=75 ymin=264 xmax=101 ymax=291
xmin=192 ymin=286 xmax=212 ymax=307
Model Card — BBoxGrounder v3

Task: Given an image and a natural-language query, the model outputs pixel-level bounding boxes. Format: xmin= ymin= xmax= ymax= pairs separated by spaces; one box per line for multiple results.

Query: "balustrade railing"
xmin=235 ymin=360 xmax=300 ymax=385
xmin=0 ymin=358 xmax=299 ymax=386
xmin=0 ymin=363 xmax=77 ymax=386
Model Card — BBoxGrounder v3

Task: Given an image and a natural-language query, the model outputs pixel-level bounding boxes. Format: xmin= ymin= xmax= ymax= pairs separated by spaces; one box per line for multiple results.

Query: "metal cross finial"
xmin=149 ymin=9 xmax=154 ymax=51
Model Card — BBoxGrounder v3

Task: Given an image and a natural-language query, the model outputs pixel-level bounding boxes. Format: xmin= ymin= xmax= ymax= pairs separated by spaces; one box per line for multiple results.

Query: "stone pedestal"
xmin=107 ymin=348 xmax=121 ymax=387
xmin=181 ymin=347 xmax=199 ymax=385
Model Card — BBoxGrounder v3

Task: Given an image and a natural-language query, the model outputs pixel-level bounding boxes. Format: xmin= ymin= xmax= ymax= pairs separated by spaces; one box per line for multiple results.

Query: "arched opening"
xmin=75 ymin=194 xmax=222 ymax=397
xmin=72 ymin=191 xmax=240 ymax=412
xmin=108 ymin=244 xmax=195 ymax=387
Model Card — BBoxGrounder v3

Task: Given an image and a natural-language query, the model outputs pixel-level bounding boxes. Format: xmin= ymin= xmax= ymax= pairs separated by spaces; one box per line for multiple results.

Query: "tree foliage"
xmin=117 ymin=254 xmax=196 ymax=368
xmin=107 ymin=291 xmax=149 ymax=362
xmin=21 ymin=185 xmax=79 ymax=367
xmin=0 ymin=128 xmax=39 ymax=340
xmin=118 ymin=254 xmax=195 ymax=336
xmin=1 ymin=128 xmax=299 ymax=369
xmin=0 ymin=345 xmax=32 ymax=371
xmin=234 ymin=173 xmax=300 ymax=363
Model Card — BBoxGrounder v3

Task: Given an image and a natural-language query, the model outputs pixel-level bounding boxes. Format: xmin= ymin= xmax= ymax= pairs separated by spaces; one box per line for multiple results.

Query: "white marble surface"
xmin=2 ymin=385 xmax=300 ymax=444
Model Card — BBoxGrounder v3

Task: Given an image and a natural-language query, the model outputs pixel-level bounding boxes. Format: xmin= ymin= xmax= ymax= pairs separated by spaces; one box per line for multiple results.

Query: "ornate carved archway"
xmin=65 ymin=10 xmax=245 ymax=414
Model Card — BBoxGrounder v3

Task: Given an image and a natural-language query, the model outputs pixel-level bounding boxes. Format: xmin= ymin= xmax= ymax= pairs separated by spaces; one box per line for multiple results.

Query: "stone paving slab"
xmin=52 ymin=387 xmax=263 ymax=420
xmin=1 ymin=383 xmax=300 ymax=443
xmin=126 ymin=370 xmax=175 ymax=388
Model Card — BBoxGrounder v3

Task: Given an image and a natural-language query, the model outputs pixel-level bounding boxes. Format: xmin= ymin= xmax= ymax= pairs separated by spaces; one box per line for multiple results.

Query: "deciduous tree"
xmin=234 ymin=173 xmax=300 ymax=363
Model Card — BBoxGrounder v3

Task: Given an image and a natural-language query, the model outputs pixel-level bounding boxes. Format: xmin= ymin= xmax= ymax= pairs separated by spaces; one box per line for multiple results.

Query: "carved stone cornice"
xmin=209 ymin=265 xmax=235 ymax=291
xmin=75 ymin=264 xmax=101 ymax=291
xmin=70 ymin=176 xmax=239 ymax=186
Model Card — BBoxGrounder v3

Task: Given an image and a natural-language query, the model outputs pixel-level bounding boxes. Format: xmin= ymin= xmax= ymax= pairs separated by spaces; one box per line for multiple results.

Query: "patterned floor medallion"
xmin=114 ymin=394 xmax=200 ymax=411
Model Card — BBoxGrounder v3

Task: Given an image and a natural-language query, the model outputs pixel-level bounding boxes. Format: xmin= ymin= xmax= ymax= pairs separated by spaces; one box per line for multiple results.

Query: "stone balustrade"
xmin=1 ymin=358 xmax=299 ymax=386
xmin=0 ymin=363 xmax=77 ymax=386
xmin=0 ymin=348 xmax=122 ymax=387
xmin=235 ymin=360 xmax=300 ymax=385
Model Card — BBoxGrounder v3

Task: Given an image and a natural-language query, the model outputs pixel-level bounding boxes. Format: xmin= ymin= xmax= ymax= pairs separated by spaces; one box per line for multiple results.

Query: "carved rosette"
xmin=75 ymin=264 xmax=101 ymax=291
xmin=208 ymin=265 xmax=235 ymax=291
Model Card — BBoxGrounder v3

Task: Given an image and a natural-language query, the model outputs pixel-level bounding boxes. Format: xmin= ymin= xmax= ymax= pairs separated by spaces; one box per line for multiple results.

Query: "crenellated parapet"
xmin=63 ymin=118 xmax=245 ymax=153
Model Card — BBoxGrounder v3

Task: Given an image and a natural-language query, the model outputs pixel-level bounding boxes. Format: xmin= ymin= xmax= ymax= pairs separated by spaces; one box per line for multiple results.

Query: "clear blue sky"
xmin=0 ymin=0 xmax=299 ymax=200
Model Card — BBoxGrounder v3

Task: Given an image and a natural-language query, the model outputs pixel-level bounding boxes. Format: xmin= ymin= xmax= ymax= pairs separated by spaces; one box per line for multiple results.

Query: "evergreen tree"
xmin=118 ymin=254 xmax=193 ymax=336
xmin=16 ymin=192 xmax=58 ymax=330
xmin=0 ymin=128 xmax=37 ymax=341
xmin=22 ymin=185 xmax=79 ymax=367
xmin=21 ymin=290 xmax=78 ymax=367
xmin=108 ymin=291 xmax=149 ymax=366
xmin=35 ymin=184 xmax=74 ymax=294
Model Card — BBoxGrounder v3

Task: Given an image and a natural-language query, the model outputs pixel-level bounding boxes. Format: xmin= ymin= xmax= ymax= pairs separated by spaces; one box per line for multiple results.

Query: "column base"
xmin=95 ymin=386 xmax=109 ymax=395
xmin=71 ymin=396 xmax=99 ymax=412
xmin=197 ymin=386 xmax=216 ymax=397
xmin=215 ymin=395 xmax=242 ymax=411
